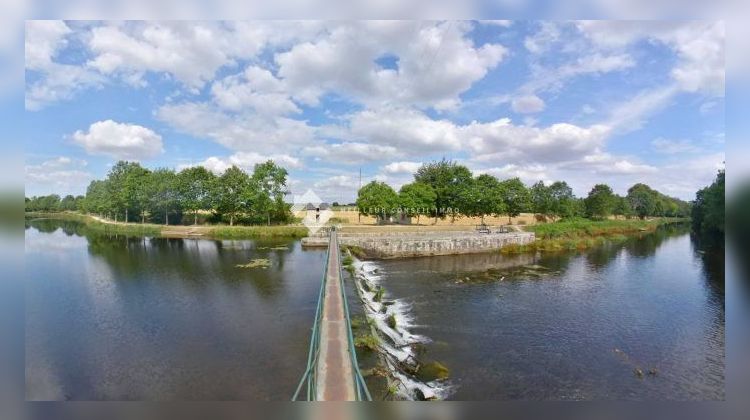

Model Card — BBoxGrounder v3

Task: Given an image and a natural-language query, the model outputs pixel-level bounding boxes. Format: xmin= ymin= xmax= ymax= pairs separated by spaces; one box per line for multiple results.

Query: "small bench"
xmin=475 ymin=224 xmax=491 ymax=234
xmin=495 ymin=225 xmax=512 ymax=234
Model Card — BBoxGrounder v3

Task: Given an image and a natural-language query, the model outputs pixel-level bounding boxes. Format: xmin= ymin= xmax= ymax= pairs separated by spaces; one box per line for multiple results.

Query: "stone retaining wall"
xmin=302 ymin=232 xmax=535 ymax=259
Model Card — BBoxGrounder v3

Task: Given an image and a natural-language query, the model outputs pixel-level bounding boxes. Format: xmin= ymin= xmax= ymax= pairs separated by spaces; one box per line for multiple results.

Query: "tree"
xmin=585 ymin=184 xmax=617 ymax=219
xmin=627 ymin=183 xmax=657 ymax=219
xmin=213 ymin=166 xmax=249 ymax=226
xmin=459 ymin=174 xmax=504 ymax=223
xmin=177 ymin=166 xmax=215 ymax=225
xmin=692 ymin=169 xmax=724 ymax=244
xmin=530 ymin=181 xmax=553 ymax=219
xmin=548 ymin=181 xmax=576 ymax=219
xmin=613 ymin=195 xmax=634 ymax=219
xmin=356 ymin=181 xmax=399 ymax=222
xmin=398 ymin=182 xmax=436 ymax=224
xmin=498 ymin=178 xmax=531 ymax=224
xmin=414 ymin=159 xmax=473 ymax=221
xmin=82 ymin=180 xmax=110 ymax=216
xmin=60 ymin=194 xmax=77 ymax=211
xmin=251 ymin=160 xmax=290 ymax=225
xmin=148 ymin=168 xmax=180 ymax=225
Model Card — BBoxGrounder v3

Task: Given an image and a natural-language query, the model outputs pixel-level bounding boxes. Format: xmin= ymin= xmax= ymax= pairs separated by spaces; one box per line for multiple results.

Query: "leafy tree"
xmin=585 ymin=184 xmax=617 ymax=219
xmin=530 ymin=181 xmax=553 ymax=219
xmin=414 ymin=159 xmax=473 ymax=221
xmin=356 ymin=181 xmax=399 ymax=222
xmin=60 ymin=195 xmax=77 ymax=211
xmin=627 ymin=183 xmax=657 ymax=219
xmin=148 ymin=168 xmax=180 ymax=225
xmin=177 ymin=166 xmax=215 ymax=225
xmin=398 ymin=182 xmax=437 ymax=224
xmin=213 ymin=166 xmax=249 ymax=226
xmin=83 ymin=180 xmax=110 ymax=216
xmin=251 ymin=160 xmax=290 ymax=225
xmin=692 ymin=169 xmax=724 ymax=244
xmin=548 ymin=181 xmax=576 ymax=219
xmin=498 ymin=178 xmax=531 ymax=224
xmin=459 ymin=174 xmax=504 ymax=223
xmin=613 ymin=195 xmax=634 ymax=219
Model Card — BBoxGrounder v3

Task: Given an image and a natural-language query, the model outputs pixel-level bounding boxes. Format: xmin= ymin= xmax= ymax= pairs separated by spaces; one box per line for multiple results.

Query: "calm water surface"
xmin=25 ymin=218 xmax=324 ymax=400
xmin=372 ymin=224 xmax=724 ymax=400
xmin=26 ymin=219 xmax=724 ymax=400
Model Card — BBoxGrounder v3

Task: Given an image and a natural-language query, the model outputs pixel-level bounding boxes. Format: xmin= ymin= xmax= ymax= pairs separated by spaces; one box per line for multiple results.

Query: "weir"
xmin=292 ymin=229 xmax=371 ymax=401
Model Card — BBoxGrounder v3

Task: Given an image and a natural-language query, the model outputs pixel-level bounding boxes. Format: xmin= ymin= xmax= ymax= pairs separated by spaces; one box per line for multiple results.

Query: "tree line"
xmin=25 ymin=160 xmax=292 ymax=226
xmin=691 ymin=169 xmax=724 ymax=247
xmin=356 ymin=159 xmax=691 ymax=223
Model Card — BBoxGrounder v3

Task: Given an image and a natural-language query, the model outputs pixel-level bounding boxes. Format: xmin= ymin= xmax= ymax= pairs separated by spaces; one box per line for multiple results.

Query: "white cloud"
xmin=575 ymin=20 xmax=725 ymax=96
xmin=383 ymin=161 xmax=423 ymax=174
xmin=511 ymin=94 xmax=545 ymax=113
xmin=275 ymin=21 xmax=507 ymax=109
xmin=25 ymin=157 xmax=92 ymax=195
xmin=25 ymin=20 xmax=71 ymax=71
xmin=475 ymin=163 xmax=550 ymax=184
xmin=303 ymin=142 xmax=400 ymax=164
xmin=210 ymin=65 xmax=300 ymax=115
xmin=155 ymin=102 xmax=316 ymax=153
xmin=71 ymin=120 xmax=164 ymax=160
xmin=348 ymin=106 xmax=461 ymax=152
xmin=87 ymin=22 xmax=256 ymax=89
xmin=25 ymin=20 xmax=105 ymax=111
xmin=182 ymin=151 xmax=302 ymax=175
xmin=605 ymin=84 xmax=679 ymax=133
xmin=651 ymin=137 xmax=701 ymax=154
xmin=523 ymin=22 xmax=560 ymax=54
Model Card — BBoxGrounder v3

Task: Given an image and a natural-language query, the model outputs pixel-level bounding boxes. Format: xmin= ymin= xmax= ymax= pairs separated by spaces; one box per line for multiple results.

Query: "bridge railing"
xmin=291 ymin=232 xmax=330 ymax=401
xmin=291 ymin=228 xmax=371 ymax=401
xmin=334 ymin=232 xmax=372 ymax=401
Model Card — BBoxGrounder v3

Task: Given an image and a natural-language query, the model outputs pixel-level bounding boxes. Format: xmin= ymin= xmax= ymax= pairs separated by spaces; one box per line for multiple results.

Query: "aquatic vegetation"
xmin=416 ymin=361 xmax=450 ymax=382
xmin=373 ymin=286 xmax=385 ymax=302
xmin=354 ymin=333 xmax=380 ymax=351
xmin=235 ymin=258 xmax=271 ymax=269
xmin=386 ymin=314 xmax=397 ymax=329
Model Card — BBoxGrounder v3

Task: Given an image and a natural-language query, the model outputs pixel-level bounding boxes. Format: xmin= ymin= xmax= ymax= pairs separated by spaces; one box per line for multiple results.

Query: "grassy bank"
xmin=208 ymin=225 xmax=308 ymax=239
xmin=25 ymin=211 xmax=308 ymax=239
xmin=502 ymin=217 xmax=688 ymax=253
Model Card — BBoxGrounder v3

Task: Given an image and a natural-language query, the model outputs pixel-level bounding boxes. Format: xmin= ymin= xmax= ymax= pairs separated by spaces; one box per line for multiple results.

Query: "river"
xmin=25 ymin=219 xmax=724 ymax=400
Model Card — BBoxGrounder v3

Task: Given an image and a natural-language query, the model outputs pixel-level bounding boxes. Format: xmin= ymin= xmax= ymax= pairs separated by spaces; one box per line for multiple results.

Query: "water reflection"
xmin=25 ymin=218 xmax=324 ymax=400
xmin=373 ymin=224 xmax=725 ymax=400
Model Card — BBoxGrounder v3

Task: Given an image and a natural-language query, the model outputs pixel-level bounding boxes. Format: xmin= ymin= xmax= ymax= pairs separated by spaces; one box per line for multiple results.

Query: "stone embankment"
xmin=302 ymin=230 xmax=535 ymax=258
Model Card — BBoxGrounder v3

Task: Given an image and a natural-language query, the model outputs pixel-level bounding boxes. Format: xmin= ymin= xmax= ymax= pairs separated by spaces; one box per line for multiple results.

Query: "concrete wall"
xmin=302 ymin=232 xmax=536 ymax=259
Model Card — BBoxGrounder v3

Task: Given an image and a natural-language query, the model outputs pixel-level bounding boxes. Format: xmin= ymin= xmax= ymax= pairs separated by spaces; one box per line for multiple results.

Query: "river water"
xmin=25 ymin=219 xmax=723 ymax=400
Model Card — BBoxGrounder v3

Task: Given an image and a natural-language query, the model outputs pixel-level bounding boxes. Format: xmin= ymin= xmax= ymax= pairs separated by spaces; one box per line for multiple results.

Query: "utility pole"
xmin=358 ymin=168 xmax=362 ymax=224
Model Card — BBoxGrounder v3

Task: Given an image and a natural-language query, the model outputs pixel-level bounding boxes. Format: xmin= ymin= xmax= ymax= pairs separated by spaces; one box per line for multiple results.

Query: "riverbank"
xmin=502 ymin=217 xmax=689 ymax=253
xmin=24 ymin=211 xmax=309 ymax=239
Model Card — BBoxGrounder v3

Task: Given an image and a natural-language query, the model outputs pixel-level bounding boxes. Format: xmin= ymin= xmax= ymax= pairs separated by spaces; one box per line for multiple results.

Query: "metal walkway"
xmin=292 ymin=228 xmax=371 ymax=401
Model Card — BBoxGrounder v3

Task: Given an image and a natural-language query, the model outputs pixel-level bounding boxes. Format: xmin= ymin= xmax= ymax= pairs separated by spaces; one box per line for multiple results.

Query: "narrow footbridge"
xmin=292 ymin=228 xmax=371 ymax=401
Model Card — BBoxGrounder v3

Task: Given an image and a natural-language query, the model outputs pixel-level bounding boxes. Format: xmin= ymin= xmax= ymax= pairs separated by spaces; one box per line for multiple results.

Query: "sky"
xmin=24 ymin=20 xmax=725 ymax=203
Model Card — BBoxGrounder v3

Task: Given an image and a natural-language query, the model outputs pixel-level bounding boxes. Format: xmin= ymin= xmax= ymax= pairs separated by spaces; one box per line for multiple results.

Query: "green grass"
xmin=354 ymin=333 xmax=380 ymax=351
xmin=501 ymin=217 xmax=688 ymax=254
xmin=209 ymin=225 xmax=308 ymax=239
xmin=26 ymin=211 xmax=309 ymax=239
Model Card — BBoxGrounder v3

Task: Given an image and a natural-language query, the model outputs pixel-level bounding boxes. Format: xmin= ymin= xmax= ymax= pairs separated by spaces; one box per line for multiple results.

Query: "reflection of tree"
xmin=27 ymin=218 xmax=61 ymax=234
xmin=622 ymin=223 xmax=690 ymax=259
xmin=692 ymin=234 xmax=725 ymax=296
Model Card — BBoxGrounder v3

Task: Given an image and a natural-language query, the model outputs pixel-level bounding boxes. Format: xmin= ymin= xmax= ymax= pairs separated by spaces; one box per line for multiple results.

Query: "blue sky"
xmin=24 ymin=20 xmax=725 ymax=202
